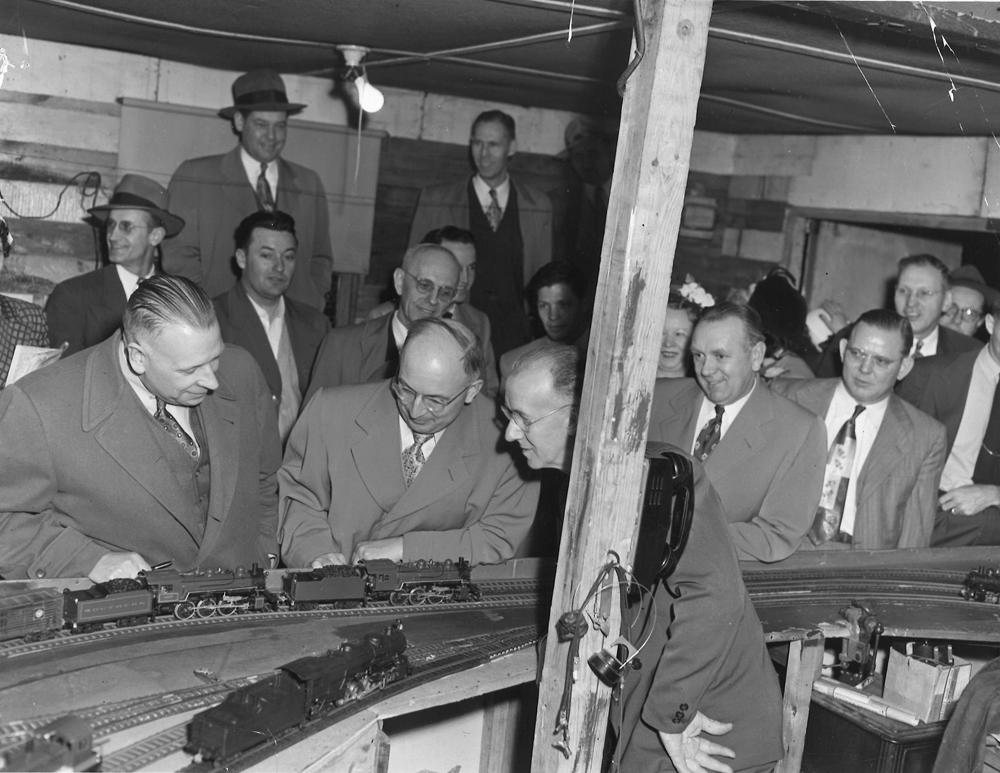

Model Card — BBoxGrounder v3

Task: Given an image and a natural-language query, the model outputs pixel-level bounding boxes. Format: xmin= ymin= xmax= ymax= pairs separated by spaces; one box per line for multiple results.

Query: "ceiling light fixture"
xmin=337 ymin=44 xmax=385 ymax=113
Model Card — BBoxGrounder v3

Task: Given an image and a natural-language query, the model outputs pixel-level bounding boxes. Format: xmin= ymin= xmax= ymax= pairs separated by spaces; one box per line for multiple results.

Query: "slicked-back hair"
xmin=234 ymin=209 xmax=297 ymax=253
xmin=898 ymin=254 xmax=951 ymax=287
xmin=124 ymin=275 xmax=217 ymax=342
xmin=402 ymin=317 xmax=485 ymax=382
xmin=471 ymin=110 xmax=516 ymax=140
xmin=696 ymin=301 xmax=766 ymax=349
xmin=510 ymin=343 xmax=584 ymax=405
xmin=852 ymin=309 xmax=914 ymax=357
xmin=422 ymin=226 xmax=476 ymax=247
xmin=526 ymin=262 xmax=588 ymax=309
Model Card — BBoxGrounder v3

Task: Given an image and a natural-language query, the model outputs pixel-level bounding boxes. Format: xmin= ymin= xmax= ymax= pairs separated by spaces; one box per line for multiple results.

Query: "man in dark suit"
xmin=1 ymin=216 xmax=49 ymax=387
xmin=46 ymin=175 xmax=185 ymax=357
xmin=164 ymin=69 xmax=333 ymax=310
xmin=650 ymin=302 xmax=827 ymax=562
xmin=502 ymin=344 xmax=783 ymax=773
xmin=774 ymin=309 xmax=947 ymax=550
xmin=213 ymin=210 xmax=330 ymax=444
xmin=304 ymin=244 xmax=460 ymax=401
xmin=408 ymin=110 xmax=553 ymax=357
xmin=0 ymin=275 xmax=280 ymax=582
xmin=815 ymin=254 xmax=981 ymax=377
xmin=280 ymin=317 xmax=538 ymax=568
xmin=897 ymin=296 xmax=1000 ymax=546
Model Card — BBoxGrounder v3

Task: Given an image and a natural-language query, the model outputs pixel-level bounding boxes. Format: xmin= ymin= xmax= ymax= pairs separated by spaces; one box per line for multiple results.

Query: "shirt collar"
xmin=240 ymin=146 xmax=280 ymax=189
xmin=473 ymin=174 xmax=510 ymax=197
xmin=245 ymin=290 xmax=285 ymax=326
xmin=116 ymin=263 xmax=154 ymax=300
xmin=391 ymin=310 xmax=409 ymax=351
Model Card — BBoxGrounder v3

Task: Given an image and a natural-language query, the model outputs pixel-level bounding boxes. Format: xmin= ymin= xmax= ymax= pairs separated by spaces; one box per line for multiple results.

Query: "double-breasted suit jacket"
xmin=649 ymin=377 xmax=827 ymax=562
xmin=303 ymin=314 xmax=398 ymax=403
xmin=45 ymin=264 xmax=127 ymax=357
xmin=0 ymin=334 xmax=281 ymax=579
xmin=278 ymin=380 xmax=539 ymax=567
xmin=774 ymin=378 xmax=946 ymax=549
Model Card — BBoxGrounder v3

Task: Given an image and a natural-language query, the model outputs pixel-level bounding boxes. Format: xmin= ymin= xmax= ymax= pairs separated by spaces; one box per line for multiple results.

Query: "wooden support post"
xmin=775 ymin=632 xmax=826 ymax=773
xmin=530 ymin=1 xmax=713 ymax=771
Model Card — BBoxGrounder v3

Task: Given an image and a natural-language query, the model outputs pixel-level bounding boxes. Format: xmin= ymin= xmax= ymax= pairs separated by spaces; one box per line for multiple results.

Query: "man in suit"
xmin=815 ymin=254 xmax=981 ymax=377
xmin=164 ymin=69 xmax=333 ymax=311
xmin=0 ymin=275 xmax=280 ymax=582
xmin=280 ymin=317 xmax=538 ymax=568
xmin=502 ymin=345 xmax=783 ymax=773
xmin=408 ymin=110 xmax=553 ymax=357
xmin=940 ymin=265 xmax=998 ymax=340
xmin=46 ymin=175 xmax=185 ymax=357
xmin=304 ymin=244 xmax=460 ymax=401
xmin=1 ymin=215 xmax=49 ymax=387
xmin=774 ymin=309 xmax=947 ymax=550
xmin=898 ymin=296 xmax=1000 ymax=546
xmin=213 ymin=210 xmax=330 ymax=445
xmin=650 ymin=302 xmax=828 ymax=562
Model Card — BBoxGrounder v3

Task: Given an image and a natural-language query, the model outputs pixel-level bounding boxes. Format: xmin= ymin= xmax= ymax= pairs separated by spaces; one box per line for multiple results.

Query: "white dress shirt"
xmin=912 ymin=326 xmax=940 ymax=357
xmin=398 ymin=415 xmax=444 ymax=459
xmin=692 ymin=378 xmax=757 ymax=453
xmin=240 ymin=146 xmax=279 ymax=193
xmin=246 ymin=293 xmax=286 ymax=360
xmin=116 ymin=264 xmax=154 ymax=300
xmin=472 ymin=174 xmax=511 ymax=214
xmin=391 ymin=311 xmax=409 ymax=351
xmin=941 ymin=346 xmax=1000 ymax=491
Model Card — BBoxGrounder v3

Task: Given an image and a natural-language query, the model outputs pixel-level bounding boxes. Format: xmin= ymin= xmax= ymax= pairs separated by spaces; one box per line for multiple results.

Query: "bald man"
xmin=304 ymin=244 xmax=460 ymax=401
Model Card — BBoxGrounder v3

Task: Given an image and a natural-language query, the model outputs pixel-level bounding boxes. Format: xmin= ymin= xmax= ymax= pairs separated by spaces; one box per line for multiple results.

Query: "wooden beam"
xmin=530 ymin=2 xmax=713 ymax=771
xmin=775 ymin=632 xmax=825 ymax=773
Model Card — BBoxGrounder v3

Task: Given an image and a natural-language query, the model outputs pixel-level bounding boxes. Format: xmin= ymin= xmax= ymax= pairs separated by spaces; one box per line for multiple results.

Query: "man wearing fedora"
xmin=46 ymin=174 xmax=185 ymax=357
xmin=163 ymin=69 xmax=333 ymax=311
xmin=940 ymin=265 xmax=999 ymax=341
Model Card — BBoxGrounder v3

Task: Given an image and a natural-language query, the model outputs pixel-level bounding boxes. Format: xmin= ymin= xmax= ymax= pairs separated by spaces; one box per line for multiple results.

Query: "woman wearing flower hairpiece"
xmin=657 ymin=277 xmax=714 ymax=379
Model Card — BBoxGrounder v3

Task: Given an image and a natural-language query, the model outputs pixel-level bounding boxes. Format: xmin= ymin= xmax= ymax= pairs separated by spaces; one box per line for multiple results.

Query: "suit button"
xmin=34 ymin=569 xmax=46 ymax=578
xmin=631 ymin=658 xmax=642 ymax=670
xmin=680 ymin=703 xmax=689 ymax=711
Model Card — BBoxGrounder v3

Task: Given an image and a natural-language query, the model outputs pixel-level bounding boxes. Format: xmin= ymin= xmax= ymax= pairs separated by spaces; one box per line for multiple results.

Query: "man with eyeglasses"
xmin=899 ymin=296 xmax=1000 ymax=546
xmin=46 ymin=175 xmax=185 ymax=357
xmin=279 ymin=317 xmax=538 ymax=568
xmin=304 ymin=244 xmax=461 ymax=401
xmin=774 ymin=309 xmax=947 ymax=549
xmin=940 ymin=265 xmax=998 ymax=340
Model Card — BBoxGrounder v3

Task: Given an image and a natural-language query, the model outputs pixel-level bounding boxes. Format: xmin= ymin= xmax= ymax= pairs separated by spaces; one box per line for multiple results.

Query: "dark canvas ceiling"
xmin=4 ymin=0 xmax=1000 ymax=136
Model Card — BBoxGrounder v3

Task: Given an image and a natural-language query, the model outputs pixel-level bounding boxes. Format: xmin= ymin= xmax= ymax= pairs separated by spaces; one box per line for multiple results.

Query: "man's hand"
xmin=940 ymin=485 xmax=1000 ymax=516
xmin=658 ymin=711 xmax=735 ymax=773
xmin=818 ymin=300 xmax=850 ymax=334
xmin=310 ymin=552 xmax=348 ymax=569
xmin=88 ymin=552 xmax=152 ymax=583
xmin=352 ymin=537 xmax=404 ymax=564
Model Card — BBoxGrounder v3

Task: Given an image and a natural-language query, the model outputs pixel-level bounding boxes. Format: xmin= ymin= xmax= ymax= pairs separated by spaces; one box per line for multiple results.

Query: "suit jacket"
xmin=0 ymin=334 xmax=281 ymax=579
xmin=278 ymin=380 xmax=539 ymax=567
xmin=615 ymin=449 xmax=783 ymax=772
xmin=1 ymin=294 xmax=48 ymax=388
xmin=304 ymin=314 xmax=398 ymax=403
xmin=649 ymin=378 xmax=827 ymax=562
xmin=164 ymin=147 xmax=333 ymax=310
xmin=897 ymin=348 xmax=982 ymax=455
xmin=45 ymin=264 xmax=126 ymax=357
xmin=774 ymin=378 xmax=947 ymax=549
xmin=408 ymin=176 xmax=553 ymax=288
xmin=213 ymin=283 xmax=330 ymax=404
xmin=816 ymin=323 xmax=982 ymax=378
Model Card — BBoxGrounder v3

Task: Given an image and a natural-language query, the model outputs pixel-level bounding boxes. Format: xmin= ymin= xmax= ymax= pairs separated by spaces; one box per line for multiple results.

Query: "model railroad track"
xmin=95 ymin=625 xmax=540 ymax=773
xmin=744 ymin=568 xmax=969 ymax=607
xmin=0 ymin=579 xmax=546 ymax=660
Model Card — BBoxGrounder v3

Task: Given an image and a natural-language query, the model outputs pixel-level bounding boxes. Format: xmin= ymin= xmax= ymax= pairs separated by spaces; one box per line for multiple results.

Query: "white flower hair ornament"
xmin=679 ymin=277 xmax=715 ymax=309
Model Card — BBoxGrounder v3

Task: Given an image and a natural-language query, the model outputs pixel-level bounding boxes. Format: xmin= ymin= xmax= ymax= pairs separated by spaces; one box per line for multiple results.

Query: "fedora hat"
xmin=219 ymin=69 xmax=306 ymax=119
xmin=88 ymin=174 xmax=185 ymax=237
xmin=950 ymin=264 xmax=1000 ymax=308
xmin=556 ymin=116 xmax=615 ymax=159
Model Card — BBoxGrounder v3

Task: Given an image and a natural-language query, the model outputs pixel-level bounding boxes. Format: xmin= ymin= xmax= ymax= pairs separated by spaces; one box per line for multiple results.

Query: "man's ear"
xmin=749 ymin=340 xmax=766 ymax=372
xmin=896 ymin=355 xmax=915 ymax=382
xmin=941 ymin=288 xmax=953 ymax=316
xmin=233 ymin=112 xmax=245 ymax=133
xmin=463 ymin=379 xmax=484 ymax=404
xmin=507 ymin=139 xmax=518 ymax=159
xmin=125 ymin=341 xmax=148 ymax=375
xmin=839 ymin=337 xmax=848 ymax=361
xmin=393 ymin=268 xmax=405 ymax=297
xmin=148 ymin=226 xmax=166 ymax=248
xmin=235 ymin=249 xmax=248 ymax=272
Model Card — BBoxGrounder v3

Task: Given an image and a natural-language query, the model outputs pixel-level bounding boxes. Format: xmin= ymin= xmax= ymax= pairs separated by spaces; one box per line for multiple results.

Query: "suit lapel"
xmin=857 ymin=395 xmax=909 ymax=495
xmin=99 ymin=266 xmax=127 ymax=316
xmin=351 ymin=383 xmax=408 ymax=514
xmin=930 ymin=354 xmax=976 ymax=447
xmin=707 ymin=381 xmax=771 ymax=479
xmin=658 ymin=381 xmax=702 ymax=451
xmin=220 ymin=148 xmax=258 ymax=213
xmin=360 ymin=315 xmax=394 ymax=382
xmin=276 ymin=158 xmax=302 ymax=218
xmin=285 ymin=300 xmax=326 ymax=392
xmin=229 ymin=285 xmax=281 ymax=396
xmin=193 ymin=375 xmax=241 ymax=565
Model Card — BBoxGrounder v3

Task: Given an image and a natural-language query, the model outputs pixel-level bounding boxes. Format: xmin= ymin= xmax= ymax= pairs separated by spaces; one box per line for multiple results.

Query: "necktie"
xmin=974 ymin=378 xmax=1000 ymax=485
xmin=913 ymin=339 xmax=924 ymax=358
xmin=809 ymin=404 xmax=865 ymax=545
xmin=256 ymin=163 xmax=275 ymax=212
xmin=154 ymin=397 xmax=200 ymax=461
xmin=486 ymin=189 xmax=502 ymax=231
xmin=402 ymin=433 xmax=434 ymax=487
xmin=693 ymin=405 xmax=725 ymax=462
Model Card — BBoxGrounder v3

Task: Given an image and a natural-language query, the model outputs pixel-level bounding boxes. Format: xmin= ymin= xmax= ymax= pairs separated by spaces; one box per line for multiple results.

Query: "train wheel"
xmin=389 ymin=590 xmax=408 ymax=606
xmin=427 ymin=589 xmax=445 ymax=605
xmin=175 ymin=602 xmax=195 ymax=620
xmin=195 ymin=599 xmax=217 ymax=618
xmin=409 ymin=588 xmax=429 ymax=605
xmin=217 ymin=601 xmax=238 ymax=616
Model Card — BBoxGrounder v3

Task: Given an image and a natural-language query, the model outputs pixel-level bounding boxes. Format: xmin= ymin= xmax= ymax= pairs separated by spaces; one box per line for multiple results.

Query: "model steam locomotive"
xmin=0 ymin=558 xmax=477 ymax=643
xmin=188 ymin=623 xmax=409 ymax=763
xmin=962 ymin=566 xmax=1000 ymax=602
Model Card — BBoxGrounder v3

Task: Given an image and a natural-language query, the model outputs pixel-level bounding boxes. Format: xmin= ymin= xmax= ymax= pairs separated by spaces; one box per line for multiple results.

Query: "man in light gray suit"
xmin=775 ymin=309 xmax=947 ymax=550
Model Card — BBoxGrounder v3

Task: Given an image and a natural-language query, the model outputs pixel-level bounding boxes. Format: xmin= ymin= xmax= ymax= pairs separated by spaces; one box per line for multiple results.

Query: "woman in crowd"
xmin=657 ymin=277 xmax=713 ymax=379
xmin=747 ymin=267 xmax=818 ymax=380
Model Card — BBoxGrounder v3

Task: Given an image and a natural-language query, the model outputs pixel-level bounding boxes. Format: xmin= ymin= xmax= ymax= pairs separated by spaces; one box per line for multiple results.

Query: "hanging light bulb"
xmin=354 ymin=73 xmax=384 ymax=113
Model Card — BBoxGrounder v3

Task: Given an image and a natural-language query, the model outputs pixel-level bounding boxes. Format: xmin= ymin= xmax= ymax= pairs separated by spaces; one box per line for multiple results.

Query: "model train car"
xmin=0 ymin=714 xmax=99 ymax=772
xmin=962 ymin=566 xmax=1000 ymax=603
xmin=187 ymin=623 xmax=409 ymax=762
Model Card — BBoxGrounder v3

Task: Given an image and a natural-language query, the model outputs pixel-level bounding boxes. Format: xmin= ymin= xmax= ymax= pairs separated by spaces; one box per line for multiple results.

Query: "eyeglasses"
xmin=391 ymin=377 xmax=469 ymax=414
xmin=106 ymin=218 xmax=150 ymax=236
xmin=844 ymin=346 xmax=901 ymax=371
xmin=404 ymin=271 xmax=457 ymax=304
xmin=945 ymin=305 xmax=983 ymax=324
xmin=501 ymin=403 xmax=574 ymax=432
xmin=895 ymin=287 xmax=941 ymax=303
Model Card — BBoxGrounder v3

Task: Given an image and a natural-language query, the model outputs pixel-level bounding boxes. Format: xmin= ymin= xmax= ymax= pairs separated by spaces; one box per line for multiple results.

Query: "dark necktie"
xmin=256 ymin=162 xmax=275 ymax=212
xmin=974 ymin=378 xmax=1000 ymax=485
xmin=913 ymin=339 xmax=924 ymax=358
xmin=154 ymin=397 xmax=200 ymax=461
xmin=808 ymin=404 xmax=865 ymax=545
xmin=693 ymin=405 xmax=724 ymax=462
xmin=486 ymin=189 xmax=502 ymax=231
xmin=402 ymin=433 xmax=433 ymax=487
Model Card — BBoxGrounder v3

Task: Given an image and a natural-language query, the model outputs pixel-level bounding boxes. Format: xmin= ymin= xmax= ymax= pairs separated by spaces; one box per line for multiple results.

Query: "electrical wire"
xmin=616 ymin=0 xmax=645 ymax=97
xmin=0 ymin=171 xmax=103 ymax=220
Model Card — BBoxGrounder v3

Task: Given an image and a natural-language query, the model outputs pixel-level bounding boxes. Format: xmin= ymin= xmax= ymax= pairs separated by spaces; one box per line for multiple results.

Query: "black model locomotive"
xmin=962 ymin=566 xmax=1000 ymax=603
xmin=0 ymin=714 xmax=100 ymax=772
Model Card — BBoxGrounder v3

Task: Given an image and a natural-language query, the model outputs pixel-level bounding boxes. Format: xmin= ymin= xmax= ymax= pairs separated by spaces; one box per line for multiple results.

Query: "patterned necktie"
xmin=402 ymin=433 xmax=434 ymax=487
xmin=256 ymin=162 xmax=275 ymax=212
xmin=913 ymin=339 xmax=924 ymax=358
xmin=809 ymin=404 xmax=865 ymax=545
xmin=486 ymin=188 xmax=502 ymax=231
xmin=154 ymin=397 xmax=200 ymax=461
xmin=693 ymin=405 xmax=725 ymax=462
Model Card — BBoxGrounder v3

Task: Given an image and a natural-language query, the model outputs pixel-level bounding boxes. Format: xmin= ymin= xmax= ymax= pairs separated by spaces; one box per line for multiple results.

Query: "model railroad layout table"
xmin=0 ymin=560 xmax=550 ymax=772
xmin=742 ymin=547 xmax=1000 ymax=773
